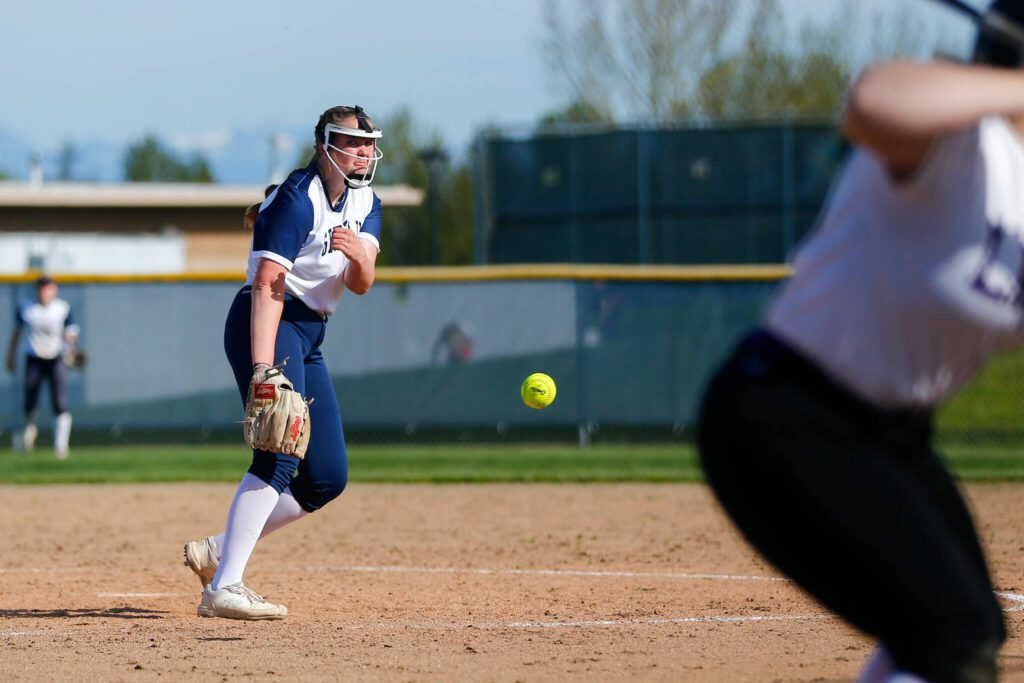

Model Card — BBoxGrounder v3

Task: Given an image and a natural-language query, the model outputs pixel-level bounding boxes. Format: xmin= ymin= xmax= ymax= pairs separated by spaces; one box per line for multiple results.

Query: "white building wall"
xmin=0 ymin=232 xmax=186 ymax=274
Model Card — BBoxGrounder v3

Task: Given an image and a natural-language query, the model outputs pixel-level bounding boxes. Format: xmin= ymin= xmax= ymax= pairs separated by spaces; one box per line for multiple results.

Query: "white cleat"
xmin=55 ymin=448 xmax=69 ymax=460
xmin=197 ymin=582 xmax=287 ymax=620
xmin=183 ymin=536 xmax=219 ymax=588
xmin=21 ymin=424 xmax=37 ymax=452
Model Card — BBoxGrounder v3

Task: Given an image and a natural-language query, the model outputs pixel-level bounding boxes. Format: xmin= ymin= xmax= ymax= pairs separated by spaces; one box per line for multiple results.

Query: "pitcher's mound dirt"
xmin=1 ymin=483 xmax=1022 ymax=681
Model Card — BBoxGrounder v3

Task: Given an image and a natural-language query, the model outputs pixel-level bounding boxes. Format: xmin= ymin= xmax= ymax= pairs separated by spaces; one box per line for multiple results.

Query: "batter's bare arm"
xmin=251 ymin=258 xmax=287 ymax=367
xmin=843 ymin=60 xmax=1024 ymax=176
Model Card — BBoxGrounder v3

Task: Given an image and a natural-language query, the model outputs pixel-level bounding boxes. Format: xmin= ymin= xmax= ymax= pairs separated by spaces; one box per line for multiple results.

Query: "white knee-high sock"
xmin=211 ymin=473 xmax=281 ymax=590
xmin=211 ymin=487 xmax=308 ymax=552
xmin=260 ymin=487 xmax=309 ymax=537
xmin=55 ymin=412 xmax=72 ymax=452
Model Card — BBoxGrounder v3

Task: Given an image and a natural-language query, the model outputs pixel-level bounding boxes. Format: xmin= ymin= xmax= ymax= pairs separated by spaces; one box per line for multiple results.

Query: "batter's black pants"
xmin=24 ymin=355 xmax=67 ymax=417
xmin=697 ymin=330 xmax=1005 ymax=683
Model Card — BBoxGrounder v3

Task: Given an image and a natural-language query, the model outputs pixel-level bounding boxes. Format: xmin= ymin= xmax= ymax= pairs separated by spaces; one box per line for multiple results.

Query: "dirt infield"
xmin=1 ymin=482 xmax=1023 ymax=682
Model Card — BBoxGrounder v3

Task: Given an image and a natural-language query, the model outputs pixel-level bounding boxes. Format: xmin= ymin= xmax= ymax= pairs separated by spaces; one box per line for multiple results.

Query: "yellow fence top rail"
xmin=0 ymin=264 xmax=792 ymax=285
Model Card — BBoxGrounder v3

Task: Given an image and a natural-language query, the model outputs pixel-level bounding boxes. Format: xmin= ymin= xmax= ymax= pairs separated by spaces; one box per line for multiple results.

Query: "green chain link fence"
xmin=2 ymin=270 xmax=1019 ymax=448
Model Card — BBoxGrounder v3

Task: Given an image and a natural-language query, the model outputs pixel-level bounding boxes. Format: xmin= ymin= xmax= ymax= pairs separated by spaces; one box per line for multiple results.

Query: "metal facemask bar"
xmin=322 ymin=109 xmax=384 ymax=189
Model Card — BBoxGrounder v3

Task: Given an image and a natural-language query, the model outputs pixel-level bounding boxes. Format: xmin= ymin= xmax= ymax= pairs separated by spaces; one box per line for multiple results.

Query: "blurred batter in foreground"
xmin=698 ymin=2 xmax=1024 ymax=681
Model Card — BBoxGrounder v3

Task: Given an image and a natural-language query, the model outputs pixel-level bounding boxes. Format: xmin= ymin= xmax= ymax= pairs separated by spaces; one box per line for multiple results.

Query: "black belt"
xmin=239 ymin=285 xmax=327 ymax=322
xmin=733 ymin=329 xmax=933 ymax=441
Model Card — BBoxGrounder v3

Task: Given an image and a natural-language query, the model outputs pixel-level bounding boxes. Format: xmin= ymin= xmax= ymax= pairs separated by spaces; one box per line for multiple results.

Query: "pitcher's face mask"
xmin=322 ymin=110 xmax=383 ymax=189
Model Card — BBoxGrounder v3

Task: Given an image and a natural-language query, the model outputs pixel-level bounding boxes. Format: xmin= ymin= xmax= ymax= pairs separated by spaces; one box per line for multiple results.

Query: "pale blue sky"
xmin=0 ymin=0 xmax=975 ymax=166
xmin=1 ymin=1 xmax=549 ymax=153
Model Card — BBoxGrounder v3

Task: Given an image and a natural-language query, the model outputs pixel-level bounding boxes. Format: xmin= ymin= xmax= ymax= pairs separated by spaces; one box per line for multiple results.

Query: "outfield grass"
xmin=0 ymin=444 xmax=700 ymax=484
xmin=942 ymin=445 xmax=1024 ymax=481
xmin=0 ymin=443 xmax=1022 ymax=484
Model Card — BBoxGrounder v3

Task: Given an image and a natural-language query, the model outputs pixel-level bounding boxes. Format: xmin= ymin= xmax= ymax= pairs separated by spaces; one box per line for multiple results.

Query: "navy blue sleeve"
xmin=252 ymin=184 xmax=314 ymax=267
xmin=14 ymin=302 xmax=26 ymax=329
xmin=360 ymin=193 xmax=383 ymax=248
xmin=65 ymin=306 xmax=76 ymax=328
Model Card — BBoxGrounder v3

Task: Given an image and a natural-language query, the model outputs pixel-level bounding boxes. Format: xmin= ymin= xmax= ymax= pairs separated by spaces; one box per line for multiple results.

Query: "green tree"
xmin=537 ymin=99 xmax=617 ymax=129
xmin=438 ymin=165 xmax=475 ymax=265
xmin=124 ymin=134 xmax=215 ymax=183
xmin=540 ymin=0 xmax=736 ymax=122
xmin=372 ymin=108 xmax=434 ymax=266
xmin=538 ymin=1 xmax=618 ymax=121
xmin=616 ymin=0 xmax=736 ymax=119
xmin=354 ymin=108 xmax=474 ymax=267
xmin=697 ymin=1 xmax=851 ymax=120
xmin=540 ymin=0 xmax=945 ymax=124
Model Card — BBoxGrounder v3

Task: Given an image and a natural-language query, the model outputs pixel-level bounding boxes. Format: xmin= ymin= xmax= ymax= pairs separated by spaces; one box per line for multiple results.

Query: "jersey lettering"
xmin=971 ymin=222 xmax=1024 ymax=309
xmin=321 ymin=227 xmax=335 ymax=256
xmin=320 ymin=220 xmax=365 ymax=256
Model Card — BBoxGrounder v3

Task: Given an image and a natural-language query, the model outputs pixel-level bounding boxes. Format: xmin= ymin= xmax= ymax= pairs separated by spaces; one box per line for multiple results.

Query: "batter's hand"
xmin=330 ymin=227 xmax=371 ymax=268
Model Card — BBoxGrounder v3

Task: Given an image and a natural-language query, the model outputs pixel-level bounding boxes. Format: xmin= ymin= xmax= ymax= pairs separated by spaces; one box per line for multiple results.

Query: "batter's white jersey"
xmin=17 ymin=298 xmax=78 ymax=360
xmin=246 ymin=162 xmax=382 ymax=316
xmin=766 ymin=116 xmax=1024 ymax=408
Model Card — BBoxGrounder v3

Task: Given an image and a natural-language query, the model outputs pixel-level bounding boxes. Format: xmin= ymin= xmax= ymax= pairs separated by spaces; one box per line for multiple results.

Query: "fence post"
xmin=637 ymin=129 xmax=652 ymax=264
xmin=574 ymin=279 xmax=591 ymax=448
xmin=569 ymin=135 xmax=583 ymax=264
xmin=472 ymin=134 xmax=492 ymax=265
xmin=782 ymin=120 xmax=796 ymax=259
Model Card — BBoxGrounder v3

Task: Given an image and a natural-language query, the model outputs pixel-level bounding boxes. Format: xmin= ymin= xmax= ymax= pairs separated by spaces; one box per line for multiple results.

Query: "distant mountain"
xmin=201 ymin=123 xmax=312 ymax=185
xmin=0 ymin=126 xmax=34 ymax=179
xmin=0 ymin=123 xmax=312 ymax=185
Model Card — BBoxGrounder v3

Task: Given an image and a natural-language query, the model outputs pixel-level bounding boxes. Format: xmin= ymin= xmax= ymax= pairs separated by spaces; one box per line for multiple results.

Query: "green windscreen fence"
xmin=1 ymin=274 xmax=1021 ymax=446
xmin=476 ymin=122 xmax=847 ymax=265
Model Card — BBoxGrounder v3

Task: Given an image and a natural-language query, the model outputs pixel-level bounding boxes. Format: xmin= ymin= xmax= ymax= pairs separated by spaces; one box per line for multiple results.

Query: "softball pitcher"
xmin=184 ymin=105 xmax=383 ymax=620
xmin=698 ymin=2 xmax=1024 ymax=680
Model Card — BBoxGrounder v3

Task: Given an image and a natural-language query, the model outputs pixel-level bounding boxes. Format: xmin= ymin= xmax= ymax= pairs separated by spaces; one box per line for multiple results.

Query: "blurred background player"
xmin=184 ymin=105 xmax=383 ymax=620
xmin=5 ymin=275 xmax=79 ymax=459
xmin=697 ymin=1 xmax=1024 ymax=681
xmin=431 ymin=321 xmax=474 ymax=365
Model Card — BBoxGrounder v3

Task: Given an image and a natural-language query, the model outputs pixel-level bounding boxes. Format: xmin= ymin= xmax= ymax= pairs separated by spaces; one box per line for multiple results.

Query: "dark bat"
xmin=933 ymin=0 xmax=1024 ymax=47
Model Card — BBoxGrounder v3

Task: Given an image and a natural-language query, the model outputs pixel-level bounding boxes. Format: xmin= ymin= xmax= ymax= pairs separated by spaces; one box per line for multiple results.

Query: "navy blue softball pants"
xmin=698 ymin=330 xmax=1004 ymax=683
xmin=223 ymin=286 xmax=348 ymax=512
xmin=24 ymin=355 xmax=67 ymax=416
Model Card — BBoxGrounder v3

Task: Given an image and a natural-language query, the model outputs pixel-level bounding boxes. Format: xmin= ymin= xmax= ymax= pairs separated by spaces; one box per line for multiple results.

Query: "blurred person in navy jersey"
xmin=6 ymin=276 xmax=79 ymax=459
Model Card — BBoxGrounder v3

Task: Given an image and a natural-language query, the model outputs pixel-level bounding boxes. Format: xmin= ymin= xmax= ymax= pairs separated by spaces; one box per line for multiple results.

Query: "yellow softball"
xmin=521 ymin=372 xmax=557 ymax=410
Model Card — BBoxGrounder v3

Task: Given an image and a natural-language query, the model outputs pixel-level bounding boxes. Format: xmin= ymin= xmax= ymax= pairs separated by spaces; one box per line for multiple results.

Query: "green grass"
xmin=939 ymin=349 xmax=1024 ymax=437
xmin=1 ymin=443 xmax=1024 ymax=484
xmin=942 ymin=445 xmax=1024 ymax=481
xmin=0 ymin=444 xmax=701 ymax=484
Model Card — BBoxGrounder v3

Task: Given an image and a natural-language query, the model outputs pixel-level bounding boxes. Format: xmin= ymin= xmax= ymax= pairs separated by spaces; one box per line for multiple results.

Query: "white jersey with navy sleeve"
xmin=246 ymin=162 xmax=383 ymax=316
xmin=766 ymin=116 xmax=1024 ymax=408
xmin=17 ymin=298 xmax=78 ymax=360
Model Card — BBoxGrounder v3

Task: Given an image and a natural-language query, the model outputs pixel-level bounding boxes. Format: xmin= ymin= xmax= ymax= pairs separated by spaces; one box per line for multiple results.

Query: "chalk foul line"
xmin=332 ymin=565 xmax=791 ymax=582
xmin=345 ymin=613 xmax=832 ymax=632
